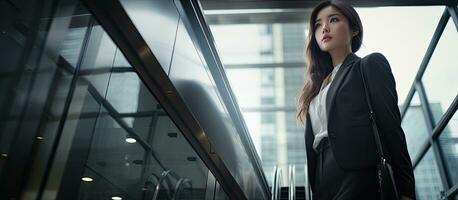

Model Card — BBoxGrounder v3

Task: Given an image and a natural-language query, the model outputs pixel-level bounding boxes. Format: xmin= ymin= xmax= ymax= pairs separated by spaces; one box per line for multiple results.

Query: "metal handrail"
xmin=172 ymin=178 xmax=192 ymax=200
xmin=271 ymin=166 xmax=277 ymax=200
xmin=271 ymin=166 xmax=283 ymax=200
xmin=152 ymin=170 xmax=173 ymax=200
xmin=144 ymin=173 xmax=160 ymax=190
xmin=289 ymin=165 xmax=295 ymax=200
xmin=305 ymin=165 xmax=311 ymax=200
xmin=277 ymin=168 xmax=283 ymax=200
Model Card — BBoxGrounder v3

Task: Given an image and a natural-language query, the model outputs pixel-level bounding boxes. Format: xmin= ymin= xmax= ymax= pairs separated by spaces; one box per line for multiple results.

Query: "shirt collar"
xmin=331 ymin=62 xmax=343 ymax=76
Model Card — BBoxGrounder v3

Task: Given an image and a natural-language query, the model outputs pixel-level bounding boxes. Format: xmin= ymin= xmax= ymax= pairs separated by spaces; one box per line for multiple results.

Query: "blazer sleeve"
xmin=364 ymin=53 xmax=416 ymax=199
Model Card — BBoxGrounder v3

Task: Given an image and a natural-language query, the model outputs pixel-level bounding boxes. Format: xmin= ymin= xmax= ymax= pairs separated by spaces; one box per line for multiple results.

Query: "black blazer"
xmin=305 ymin=52 xmax=415 ymax=198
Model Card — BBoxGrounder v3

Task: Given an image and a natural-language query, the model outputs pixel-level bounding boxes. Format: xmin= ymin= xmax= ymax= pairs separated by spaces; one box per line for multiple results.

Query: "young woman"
xmin=297 ymin=0 xmax=415 ymax=199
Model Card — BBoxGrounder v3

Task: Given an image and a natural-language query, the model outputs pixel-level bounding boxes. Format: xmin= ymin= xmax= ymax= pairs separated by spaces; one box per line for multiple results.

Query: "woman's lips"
xmin=322 ymin=37 xmax=332 ymax=42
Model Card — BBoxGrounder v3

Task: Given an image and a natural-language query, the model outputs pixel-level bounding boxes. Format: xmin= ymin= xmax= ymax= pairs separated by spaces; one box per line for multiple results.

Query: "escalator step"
xmin=296 ymin=186 xmax=306 ymax=200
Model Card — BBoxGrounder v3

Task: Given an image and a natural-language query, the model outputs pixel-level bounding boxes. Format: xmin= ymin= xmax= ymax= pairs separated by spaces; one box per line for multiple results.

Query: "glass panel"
xmin=42 ymin=21 xmax=119 ymax=199
xmin=355 ymin=6 xmax=444 ymax=102
xmin=42 ymin=21 xmax=215 ymax=200
xmin=119 ymin=0 xmax=180 ymax=73
xmin=22 ymin=14 xmax=91 ymax=195
xmin=1 ymin=1 xmax=239 ymax=199
xmin=241 ymin=110 xmax=305 ymax=187
xmin=422 ymin=17 xmax=458 ymax=125
xmin=439 ymin=111 xmax=458 ymax=186
xmin=414 ymin=148 xmax=444 ymax=200
xmin=210 ymin=24 xmax=277 ymax=65
xmin=0 ymin=2 xmax=91 ymax=198
xmin=402 ymin=92 xmax=430 ymax=160
xmin=169 ymin=18 xmax=267 ymax=199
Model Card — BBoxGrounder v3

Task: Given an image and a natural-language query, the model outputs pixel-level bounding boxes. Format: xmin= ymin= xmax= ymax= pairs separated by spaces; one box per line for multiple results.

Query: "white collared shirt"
xmin=309 ymin=62 xmax=343 ymax=152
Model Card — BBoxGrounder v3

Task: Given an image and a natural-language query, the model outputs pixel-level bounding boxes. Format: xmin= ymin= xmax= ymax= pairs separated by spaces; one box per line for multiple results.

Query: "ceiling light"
xmin=112 ymin=196 xmax=122 ymax=200
xmin=125 ymin=137 xmax=136 ymax=143
xmin=81 ymin=177 xmax=93 ymax=182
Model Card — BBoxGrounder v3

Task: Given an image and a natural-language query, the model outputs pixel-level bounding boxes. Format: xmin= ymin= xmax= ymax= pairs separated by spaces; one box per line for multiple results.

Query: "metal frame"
xmin=400 ymin=7 xmax=449 ymax=118
xmin=400 ymin=4 xmax=458 ymax=199
xmin=444 ymin=184 xmax=458 ymax=199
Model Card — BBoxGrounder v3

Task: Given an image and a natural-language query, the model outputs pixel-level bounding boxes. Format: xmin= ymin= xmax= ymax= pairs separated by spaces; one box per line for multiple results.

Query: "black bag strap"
xmin=359 ymin=57 xmax=386 ymax=161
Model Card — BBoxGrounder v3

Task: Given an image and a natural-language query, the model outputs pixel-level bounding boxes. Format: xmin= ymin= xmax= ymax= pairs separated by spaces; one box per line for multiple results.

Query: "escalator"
xmin=270 ymin=165 xmax=310 ymax=200
xmin=0 ymin=0 xmax=270 ymax=199
xmin=82 ymin=0 xmax=271 ymax=199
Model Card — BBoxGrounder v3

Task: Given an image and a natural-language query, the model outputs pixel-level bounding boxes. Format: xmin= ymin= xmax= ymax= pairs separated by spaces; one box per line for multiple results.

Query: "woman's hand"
xmin=400 ymin=195 xmax=413 ymax=200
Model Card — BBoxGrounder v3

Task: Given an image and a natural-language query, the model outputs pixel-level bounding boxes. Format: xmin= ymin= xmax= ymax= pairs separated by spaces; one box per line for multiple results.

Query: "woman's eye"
xmin=315 ymin=23 xmax=321 ymax=28
xmin=330 ymin=18 xmax=338 ymax=22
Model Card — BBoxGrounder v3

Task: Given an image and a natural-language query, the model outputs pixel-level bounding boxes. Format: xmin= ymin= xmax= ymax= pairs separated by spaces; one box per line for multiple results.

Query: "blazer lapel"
xmin=325 ymin=53 xmax=360 ymax=118
xmin=305 ymin=112 xmax=314 ymax=148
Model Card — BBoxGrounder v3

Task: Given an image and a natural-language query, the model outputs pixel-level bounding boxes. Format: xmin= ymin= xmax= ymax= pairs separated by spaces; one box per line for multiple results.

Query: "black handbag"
xmin=359 ymin=57 xmax=400 ymax=200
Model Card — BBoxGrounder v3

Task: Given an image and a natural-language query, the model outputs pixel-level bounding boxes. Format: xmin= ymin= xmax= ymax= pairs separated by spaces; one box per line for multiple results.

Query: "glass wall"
xmin=209 ymin=22 xmax=309 ymax=186
xmin=422 ymin=17 xmax=458 ymax=125
xmin=401 ymin=6 xmax=458 ymax=200
xmin=0 ymin=0 xmax=229 ymax=199
xmin=439 ymin=111 xmax=458 ymax=192
xmin=402 ymin=92 xmax=429 ymax=159
xmin=414 ymin=149 xmax=443 ymax=200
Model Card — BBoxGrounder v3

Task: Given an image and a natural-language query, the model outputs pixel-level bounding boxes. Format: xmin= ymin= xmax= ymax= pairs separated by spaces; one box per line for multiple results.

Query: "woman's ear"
xmin=352 ymin=28 xmax=359 ymax=37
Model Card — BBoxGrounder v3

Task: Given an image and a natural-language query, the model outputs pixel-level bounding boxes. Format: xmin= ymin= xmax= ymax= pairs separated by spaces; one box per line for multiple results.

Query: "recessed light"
xmin=132 ymin=160 xmax=144 ymax=165
xmin=81 ymin=177 xmax=93 ymax=182
xmin=187 ymin=156 xmax=197 ymax=161
xmin=36 ymin=136 xmax=44 ymax=140
xmin=112 ymin=196 xmax=122 ymax=200
xmin=167 ymin=132 xmax=178 ymax=138
xmin=1 ymin=153 xmax=7 ymax=158
xmin=125 ymin=138 xmax=136 ymax=143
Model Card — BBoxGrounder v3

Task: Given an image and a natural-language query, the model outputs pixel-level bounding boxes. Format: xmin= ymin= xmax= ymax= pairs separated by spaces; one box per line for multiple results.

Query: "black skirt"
xmin=313 ymin=137 xmax=380 ymax=200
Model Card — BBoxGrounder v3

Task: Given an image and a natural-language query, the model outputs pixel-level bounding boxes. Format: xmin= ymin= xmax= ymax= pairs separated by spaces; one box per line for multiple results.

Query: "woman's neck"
xmin=329 ymin=49 xmax=352 ymax=68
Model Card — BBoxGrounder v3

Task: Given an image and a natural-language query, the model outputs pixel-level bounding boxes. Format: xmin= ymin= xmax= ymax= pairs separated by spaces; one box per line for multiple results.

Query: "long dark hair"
xmin=297 ymin=0 xmax=363 ymax=123
xmin=296 ymin=0 xmax=363 ymax=122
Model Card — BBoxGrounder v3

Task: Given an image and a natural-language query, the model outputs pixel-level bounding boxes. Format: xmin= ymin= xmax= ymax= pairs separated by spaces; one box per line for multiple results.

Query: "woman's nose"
xmin=322 ymin=23 xmax=329 ymax=34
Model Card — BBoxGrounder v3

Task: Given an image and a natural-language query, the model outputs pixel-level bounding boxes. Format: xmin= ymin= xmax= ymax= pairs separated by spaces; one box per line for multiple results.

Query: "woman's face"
xmin=314 ymin=6 xmax=356 ymax=53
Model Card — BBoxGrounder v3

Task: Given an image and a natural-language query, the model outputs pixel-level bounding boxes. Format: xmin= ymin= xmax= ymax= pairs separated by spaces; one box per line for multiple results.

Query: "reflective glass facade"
xmin=0 ymin=0 xmax=231 ymax=199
